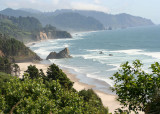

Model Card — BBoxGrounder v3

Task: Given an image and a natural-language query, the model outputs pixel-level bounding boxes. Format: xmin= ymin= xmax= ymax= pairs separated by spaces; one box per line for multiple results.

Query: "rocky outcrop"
xmin=46 ymin=48 xmax=72 ymax=59
xmin=37 ymin=32 xmax=48 ymax=41
xmin=47 ymin=32 xmax=53 ymax=39
xmin=0 ymin=50 xmax=4 ymax=57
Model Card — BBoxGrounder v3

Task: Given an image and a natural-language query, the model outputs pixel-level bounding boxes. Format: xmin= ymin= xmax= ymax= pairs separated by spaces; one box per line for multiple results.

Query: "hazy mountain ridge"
xmin=54 ymin=9 xmax=154 ymax=29
xmin=49 ymin=12 xmax=104 ymax=32
xmin=0 ymin=8 xmax=154 ymax=32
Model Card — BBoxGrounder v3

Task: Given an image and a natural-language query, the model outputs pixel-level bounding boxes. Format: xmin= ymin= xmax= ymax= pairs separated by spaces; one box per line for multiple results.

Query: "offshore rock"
xmin=46 ymin=48 xmax=72 ymax=60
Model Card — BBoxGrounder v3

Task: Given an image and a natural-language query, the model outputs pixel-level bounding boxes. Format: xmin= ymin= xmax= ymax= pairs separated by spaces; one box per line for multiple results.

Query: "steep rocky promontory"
xmin=0 ymin=32 xmax=42 ymax=62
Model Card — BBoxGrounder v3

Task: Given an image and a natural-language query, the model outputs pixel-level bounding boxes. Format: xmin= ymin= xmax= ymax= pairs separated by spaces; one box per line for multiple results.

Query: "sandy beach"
xmin=17 ymin=62 xmax=122 ymax=113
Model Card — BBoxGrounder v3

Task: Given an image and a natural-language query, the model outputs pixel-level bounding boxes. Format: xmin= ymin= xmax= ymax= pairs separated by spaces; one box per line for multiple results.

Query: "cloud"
xmin=71 ymin=2 xmax=109 ymax=13
xmin=51 ymin=0 xmax=59 ymax=5
xmin=30 ymin=0 xmax=36 ymax=3
xmin=94 ymin=0 xmax=101 ymax=4
xmin=0 ymin=0 xmax=109 ymax=13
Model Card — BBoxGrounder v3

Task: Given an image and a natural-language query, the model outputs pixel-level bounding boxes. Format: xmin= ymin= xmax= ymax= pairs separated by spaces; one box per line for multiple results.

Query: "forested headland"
xmin=0 ymin=14 xmax=72 ymax=43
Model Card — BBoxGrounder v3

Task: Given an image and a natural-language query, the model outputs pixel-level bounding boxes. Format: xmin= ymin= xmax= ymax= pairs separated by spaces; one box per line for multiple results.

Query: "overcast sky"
xmin=0 ymin=0 xmax=159 ymax=24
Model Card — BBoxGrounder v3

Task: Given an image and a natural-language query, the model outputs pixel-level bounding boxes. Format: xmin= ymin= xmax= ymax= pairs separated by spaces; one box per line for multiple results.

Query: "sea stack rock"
xmin=109 ymin=54 xmax=113 ymax=56
xmin=46 ymin=48 xmax=72 ymax=59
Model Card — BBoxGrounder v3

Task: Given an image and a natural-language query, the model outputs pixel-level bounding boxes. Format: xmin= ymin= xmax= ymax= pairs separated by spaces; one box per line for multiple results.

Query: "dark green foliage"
xmin=0 ymin=72 xmax=12 ymax=90
xmin=0 ymin=36 xmax=29 ymax=56
xmin=79 ymin=89 xmax=101 ymax=102
xmin=0 ymin=56 xmax=20 ymax=76
xmin=0 ymin=65 xmax=109 ymax=113
xmin=78 ymin=89 xmax=108 ymax=113
xmin=47 ymin=63 xmax=73 ymax=90
xmin=111 ymin=60 xmax=160 ymax=113
xmin=25 ymin=65 xmax=39 ymax=79
xmin=0 ymin=57 xmax=12 ymax=74
xmin=12 ymin=63 xmax=20 ymax=77
xmin=25 ymin=65 xmax=47 ymax=80
xmin=0 ymin=32 xmax=41 ymax=62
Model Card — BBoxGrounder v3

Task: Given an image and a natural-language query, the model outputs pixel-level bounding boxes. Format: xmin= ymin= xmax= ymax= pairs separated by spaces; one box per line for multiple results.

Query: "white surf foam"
xmin=85 ymin=49 xmax=108 ymax=53
xmin=111 ymin=49 xmax=160 ymax=60
xmin=111 ymin=49 xmax=143 ymax=55
xmin=86 ymin=74 xmax=114 ymax=87
xmin=34 ymin=49 xmax=50 ymax=56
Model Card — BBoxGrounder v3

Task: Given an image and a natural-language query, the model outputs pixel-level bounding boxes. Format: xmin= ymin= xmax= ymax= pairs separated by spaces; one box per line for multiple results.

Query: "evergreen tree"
xmin=11 ymin=63 xmax=20 ymax=77
xmin=47 ymin=64 xmax=73 ymax=90
xmin=25 ymin=65 xmax=39 ymax=79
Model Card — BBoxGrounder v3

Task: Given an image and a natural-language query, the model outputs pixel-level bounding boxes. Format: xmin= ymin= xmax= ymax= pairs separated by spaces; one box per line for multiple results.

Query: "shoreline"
xmin=21 ymin=30 xmax=145 ymax=113
xmin=22 ymin=36 xmax=122 ymax=113
xmin=17 ymin=62 xmax=121 ymax=113
xmin=62 ymin=68 xmax=122 ymax=112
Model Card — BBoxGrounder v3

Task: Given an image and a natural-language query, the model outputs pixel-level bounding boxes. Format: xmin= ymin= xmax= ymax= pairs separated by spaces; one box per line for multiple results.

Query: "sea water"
xmin=30 ymin=25 xmax=160 ymax=94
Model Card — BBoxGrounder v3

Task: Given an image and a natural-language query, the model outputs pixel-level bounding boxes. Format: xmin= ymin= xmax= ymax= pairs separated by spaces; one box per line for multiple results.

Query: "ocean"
xmin=30 ymin=25 xmax=160 ymax=94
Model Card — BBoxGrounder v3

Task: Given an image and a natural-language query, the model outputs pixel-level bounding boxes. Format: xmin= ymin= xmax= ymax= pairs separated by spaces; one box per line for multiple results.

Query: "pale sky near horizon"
xmin=0 ymin=0 xmax=159 ymax=24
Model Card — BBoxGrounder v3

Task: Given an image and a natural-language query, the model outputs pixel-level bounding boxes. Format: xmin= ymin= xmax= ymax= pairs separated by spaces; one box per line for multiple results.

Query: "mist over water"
xmin=30 ymin=25 xmax=160 ymax=94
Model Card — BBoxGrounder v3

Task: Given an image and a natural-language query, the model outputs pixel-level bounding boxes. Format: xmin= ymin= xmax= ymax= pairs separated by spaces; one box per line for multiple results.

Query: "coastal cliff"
xmin=0 ymin=32 xmax=42 ymax=62
xmin=37 ymin=32 xmax=48 ymax=41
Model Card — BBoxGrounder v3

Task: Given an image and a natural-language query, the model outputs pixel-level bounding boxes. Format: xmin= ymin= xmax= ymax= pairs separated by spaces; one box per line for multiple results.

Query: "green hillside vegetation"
xmin=0 ymin=72 xmax=12 ymax=90
xmin=0 ymin=21 xmax=34 ymax=42
xmin=0 ymin=64 xmax=109 ymax=113
xmin=9 ymin=16 xmax=42 ymax=31
xmin=0 ymin=32 xmax=41 ymax=62
xmin=0 ymin=14 xmax=72 ymax=42
xmin=0 ymin=57 xmax=13 ymax=74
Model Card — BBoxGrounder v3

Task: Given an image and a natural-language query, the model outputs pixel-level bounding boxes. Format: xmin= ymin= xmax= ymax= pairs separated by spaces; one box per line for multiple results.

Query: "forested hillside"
xmin=0 ymin=14 xmax=72 ymax=42
xmin=0 ymin=32 xmax=41 ymax=62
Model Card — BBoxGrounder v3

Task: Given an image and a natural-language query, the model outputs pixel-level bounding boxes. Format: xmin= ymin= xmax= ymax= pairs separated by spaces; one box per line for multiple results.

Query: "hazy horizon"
xmin=0 ymin=0 xmax=160 ymax=24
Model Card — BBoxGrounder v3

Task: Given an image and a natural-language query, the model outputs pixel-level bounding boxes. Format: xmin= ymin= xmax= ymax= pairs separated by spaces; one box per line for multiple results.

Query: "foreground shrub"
xmin=0 ymin=66 xmax=109 ymax=113
xmin=111 ymin=60 xmax=160 ymax=113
